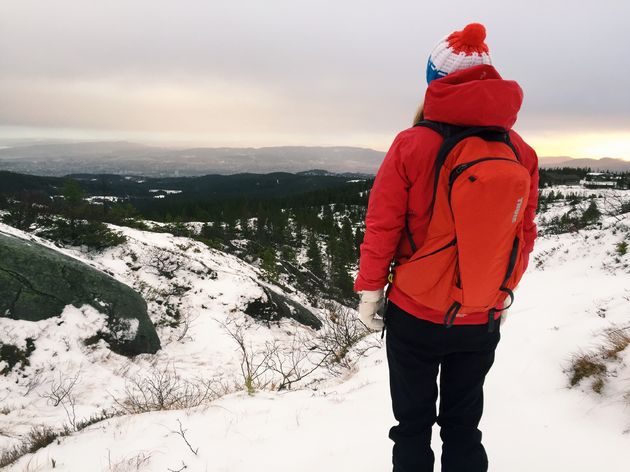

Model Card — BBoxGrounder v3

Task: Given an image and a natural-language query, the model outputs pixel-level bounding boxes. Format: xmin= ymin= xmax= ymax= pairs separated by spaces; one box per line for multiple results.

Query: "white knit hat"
xmin=426 ymin=23 xmax=492 ymax=83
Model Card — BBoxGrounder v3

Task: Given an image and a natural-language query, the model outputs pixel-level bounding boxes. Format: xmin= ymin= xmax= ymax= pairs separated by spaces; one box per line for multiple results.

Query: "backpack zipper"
xmin=408 ymin=237 xmax=457 ymax=263
xmin=448 ymin=157 xmax=520 ymax=205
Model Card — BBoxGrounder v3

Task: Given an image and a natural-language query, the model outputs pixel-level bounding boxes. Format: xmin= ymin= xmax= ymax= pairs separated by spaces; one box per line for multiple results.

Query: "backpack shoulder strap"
xmin=404 ymin=120 xmax=467 ymax=253
xmin=414 ymin=120 xmax=518 ymax=196
xmin=414 ymin=119 xmax=466 ymax=139
xmin=403 ymin=120 xmax=518 ymax=253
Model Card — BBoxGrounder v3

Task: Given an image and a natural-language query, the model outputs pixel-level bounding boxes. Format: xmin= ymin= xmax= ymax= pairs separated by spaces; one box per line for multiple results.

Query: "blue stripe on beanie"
xmin=426 ymin=58 xmax=448 ymax=84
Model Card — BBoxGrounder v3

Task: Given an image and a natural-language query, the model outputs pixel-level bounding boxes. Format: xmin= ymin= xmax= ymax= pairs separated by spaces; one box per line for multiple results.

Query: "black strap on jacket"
xmin=444 ymin=301 xmax=462 ymax=328
xmin=488 ymin=308 xmax=498 ymax=332
xmin=487 ymin=236 xmax=520 ymax=332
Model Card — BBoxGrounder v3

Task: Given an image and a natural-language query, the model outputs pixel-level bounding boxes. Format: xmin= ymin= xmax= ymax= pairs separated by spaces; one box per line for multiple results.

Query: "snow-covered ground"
xmin=2 ymin=187 xmax=630 ymax=471
xmin=0 ymin=223 xmax=339 ymax=455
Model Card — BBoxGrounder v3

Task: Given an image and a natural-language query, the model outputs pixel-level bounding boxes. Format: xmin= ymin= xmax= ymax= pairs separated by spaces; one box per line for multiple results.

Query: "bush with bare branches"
xmin=0 ymin=425 xmax=60 ymax=468
xmin=147 ymin=248 xmax=183 ymax=280
xmin=223 ymin=300 xmax=381 ymax=393
xmin=113 ymin=364 xmax=226 ymax=414
xmin=314 ymin=301 xmax=380 ymax=372
xmin=41 ymin=370 xmax=81 ymax=430
xmin=221 ymin=320 xmax=276 ymax=394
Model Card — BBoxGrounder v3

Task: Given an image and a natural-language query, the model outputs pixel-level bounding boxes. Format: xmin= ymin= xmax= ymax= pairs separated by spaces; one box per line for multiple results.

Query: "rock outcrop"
xmin=0 ymin=232 xmax=160 ymax=356
xmin=245 ymin=286 xmax=322 ymax=330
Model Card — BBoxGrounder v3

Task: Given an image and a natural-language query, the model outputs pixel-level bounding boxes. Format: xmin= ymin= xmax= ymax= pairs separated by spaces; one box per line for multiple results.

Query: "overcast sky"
xmin=1 ymin=0 xmax=629 ymax=158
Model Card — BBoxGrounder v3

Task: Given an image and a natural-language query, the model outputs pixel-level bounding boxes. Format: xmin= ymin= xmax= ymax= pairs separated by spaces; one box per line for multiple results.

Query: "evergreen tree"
xmin=280 ymin=244 xmax=298 ymax=268
xmin=259 ymin=247 xmax=279 ymax=282
xmin=60 ymin=178 xmax=87 ymax=241
xmin=293 ymin=219 xmax=303 ymax=246
xmin=338 ymin=217 xmax=355 ymax=267
xmin=582 ymin=200 xmax=601 ymax=225
xmin=331 ymin=262 xmax=355 ymax=300
xmin=62 ymin=178 xmax=85 ymax=207
xmin=326 ymin=228 xmax=355 ymax=301
xmin=306 ymin=234 xmax=325 ymax=278
xmin=321 ymin=205 xmax=335 ymax=233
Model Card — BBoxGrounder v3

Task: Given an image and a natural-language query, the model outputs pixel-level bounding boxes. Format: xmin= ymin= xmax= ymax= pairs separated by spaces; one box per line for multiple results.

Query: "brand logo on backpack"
xmin=511 ymin=197 xmax=524 ymax=223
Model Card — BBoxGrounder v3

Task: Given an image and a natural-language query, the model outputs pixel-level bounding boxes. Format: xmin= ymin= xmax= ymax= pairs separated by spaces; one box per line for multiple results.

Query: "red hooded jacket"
xmin=354 ymin=64 xmax=539 ymax=325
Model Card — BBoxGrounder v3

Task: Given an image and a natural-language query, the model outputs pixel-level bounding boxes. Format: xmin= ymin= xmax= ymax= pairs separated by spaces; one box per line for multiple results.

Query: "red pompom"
xmin=460 ymin=23 xmax=486 ymax=46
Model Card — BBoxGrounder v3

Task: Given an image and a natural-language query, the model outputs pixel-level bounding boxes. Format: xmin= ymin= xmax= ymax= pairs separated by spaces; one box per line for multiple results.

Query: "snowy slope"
xmin=2 ymin=188 xmax=630 ymax=471
xmin=0 ymin=223 xmax=334 ymax=455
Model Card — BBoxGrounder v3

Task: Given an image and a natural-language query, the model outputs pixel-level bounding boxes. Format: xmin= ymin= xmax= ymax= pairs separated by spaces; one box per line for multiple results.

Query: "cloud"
xmin=0 ymin=0 xmax=628 ymax=152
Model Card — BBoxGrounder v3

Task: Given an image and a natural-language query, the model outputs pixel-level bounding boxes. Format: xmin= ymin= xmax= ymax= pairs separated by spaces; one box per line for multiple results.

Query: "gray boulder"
xmin=245 ymin=286 xmax=322 ymax=330
xmin=0 ymin=232 xmax=160 ymax=356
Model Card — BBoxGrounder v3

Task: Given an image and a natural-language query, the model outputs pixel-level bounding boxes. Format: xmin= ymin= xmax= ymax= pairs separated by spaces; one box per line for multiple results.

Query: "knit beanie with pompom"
xmin=426 ymin=23 xmax=492 ymax=84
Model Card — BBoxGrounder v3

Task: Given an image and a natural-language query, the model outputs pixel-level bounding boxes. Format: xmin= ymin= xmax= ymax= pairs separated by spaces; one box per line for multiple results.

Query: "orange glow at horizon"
xmin=526 ymin=131 xmax=630 ymax=160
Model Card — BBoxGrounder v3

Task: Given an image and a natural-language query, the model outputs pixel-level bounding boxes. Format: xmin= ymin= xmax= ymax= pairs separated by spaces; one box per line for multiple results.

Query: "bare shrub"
xmin=222 ymin=320 xmax=275 ymax=394
xmin=75 ymin=408 xmax=121 ymax=431
xmin=264 ymin=336 xmax=328 ymax=391
xmin=147 ymin=248 xmax=183 ymax=279
xmin=223 ymin=301 xmax=381 ymax=392
xmin=40 ymin=370 xmax=82 ymax=430
xmin=314 ymin=301 xmax=381 ymax=373
xmin=222 ymin=318 xmax=331 ymax=392
xmin=0 ymin=425 xmax=61 ymax=468
xmin=107 ymin=450 xmax=153 ymax=472
xmin=113 ymin=364 xmax=223 ymax=414
xmin=0 ymin=400 xmax=121 ymax=468
xmin=171 ymin=418 xmax=198 ymax=456
xmin=175 ymin=311 xmax=198 ymax=343
xmin=41 ymin=371 xmax=80 ymax=407
xmin=0 ymin=409 xmax=120 ymax=468
xmin=22 ymin=371 xmax=44 ymax=397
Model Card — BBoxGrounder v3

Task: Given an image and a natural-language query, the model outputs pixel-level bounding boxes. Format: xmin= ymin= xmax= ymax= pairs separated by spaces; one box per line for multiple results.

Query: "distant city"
xmin=0 ymin=142 xmax=385 ymax=177
xmin=0 ymin=141 xmax=628 ymax=178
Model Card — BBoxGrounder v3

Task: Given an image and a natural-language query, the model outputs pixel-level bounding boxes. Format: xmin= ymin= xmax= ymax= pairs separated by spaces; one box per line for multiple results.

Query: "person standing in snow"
xmin=354 ymin=23 xmax=539 ymax=472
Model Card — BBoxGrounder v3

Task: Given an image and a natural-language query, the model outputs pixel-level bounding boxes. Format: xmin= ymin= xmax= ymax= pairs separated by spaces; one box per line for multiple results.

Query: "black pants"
xmin=385 ymin=301 xmax=500 ymax=472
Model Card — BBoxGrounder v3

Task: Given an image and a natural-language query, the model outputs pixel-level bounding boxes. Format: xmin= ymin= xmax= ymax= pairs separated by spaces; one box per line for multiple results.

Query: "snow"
xmin=0 ymin=222 xmax=328 ymax=456
xmin=148 ymin=189 xmax=183 ymax=194
xmin=85 ymin=196 xmax=120 ymax=203
xmin=1 ymin=186 xmax=630 ymax=471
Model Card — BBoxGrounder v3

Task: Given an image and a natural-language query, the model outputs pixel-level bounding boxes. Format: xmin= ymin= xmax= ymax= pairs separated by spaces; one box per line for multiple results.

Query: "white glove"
xmin=358 ymin=289 xmax=385 ymax=331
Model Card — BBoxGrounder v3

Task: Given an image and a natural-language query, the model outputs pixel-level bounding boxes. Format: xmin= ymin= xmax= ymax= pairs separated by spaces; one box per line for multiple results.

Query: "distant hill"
xmin=539 ymin=156 xmax=630 ymax=172
xmin=0 ymin=141 xmax=152 ymax=159
xmin=3 ymin=140 xmax=627 ymax=176
xmin=0 ymin=142 xmax=385 ymax=177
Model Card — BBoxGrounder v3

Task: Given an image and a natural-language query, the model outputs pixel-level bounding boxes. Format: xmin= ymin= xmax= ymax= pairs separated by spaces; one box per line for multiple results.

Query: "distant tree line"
xmin=0 ymin=176 xmax=372 ymax=306
xmin=539 ymin=167 xmax=630 ymax=188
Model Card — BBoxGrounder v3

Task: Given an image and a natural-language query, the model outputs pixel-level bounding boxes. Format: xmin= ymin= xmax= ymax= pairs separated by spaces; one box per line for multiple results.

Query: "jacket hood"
xmin=423 ymin=64 xmax=523 ymax=129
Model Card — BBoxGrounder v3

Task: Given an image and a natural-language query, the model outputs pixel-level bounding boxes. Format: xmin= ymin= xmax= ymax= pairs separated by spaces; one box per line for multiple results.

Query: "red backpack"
xmin=391 ymin=120 xmax=531 ymax=331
